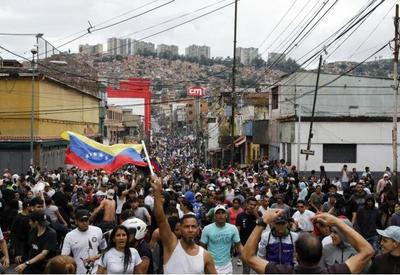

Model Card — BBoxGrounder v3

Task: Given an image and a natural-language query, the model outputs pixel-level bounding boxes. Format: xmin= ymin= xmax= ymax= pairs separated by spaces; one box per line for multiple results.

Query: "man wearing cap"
xmin=369 ymin=225 xmax=400 ymax=273
xmin=257 ymin=213 xmax=298 ymax=266
xmin=15 ymin=211 xmax=57 ymax=274
xmin=90 ymin=188 xmax=116 ymax=233
xmin=61 ymin=209 xmax=106 ymax=274
xmin=200 ymin=204 xmax=242 ymax=274
xmin=242 ymin=211 xmax=374 ymax=274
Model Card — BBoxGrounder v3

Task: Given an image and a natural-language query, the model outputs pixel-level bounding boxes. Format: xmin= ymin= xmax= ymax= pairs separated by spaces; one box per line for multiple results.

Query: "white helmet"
xmin=122 ymin=218 xmax=147 ymax=240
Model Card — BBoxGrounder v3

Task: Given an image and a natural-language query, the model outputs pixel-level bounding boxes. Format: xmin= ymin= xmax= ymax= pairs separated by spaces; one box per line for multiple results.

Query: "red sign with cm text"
xmin=188 ymin=86 xmax=205 ymax=97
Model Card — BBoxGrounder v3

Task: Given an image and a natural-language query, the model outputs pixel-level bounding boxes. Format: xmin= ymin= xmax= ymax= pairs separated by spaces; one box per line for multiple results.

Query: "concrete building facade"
xmin=269 ymin=72 xmax=398 ymax=173
xmin=236 ymin=47 xmax=259 ymax=65
xmin=185 ymin=45 xmax=211 ymax=59
xmin=157 ymin=44 xmax=179 ymax=57
xmin=0 ymin=67 xmax=101 ymax=173
xmin=79 ymin=44 xmax=103 ymax=55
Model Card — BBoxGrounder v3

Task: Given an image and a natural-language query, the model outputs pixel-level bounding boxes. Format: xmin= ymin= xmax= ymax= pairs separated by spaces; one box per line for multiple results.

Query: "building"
xmin=185 ymin=45 xmax=211 ymax=59
xmin=156 ymin=44 xmax=179 ymax=57
xmin=104 ymin=106 xmax=124 ymax=145
xmin=0 ymin=61 xmax=101 ymax=173
xmin=79 ymin=44 xmax=103 ymax=55
xmin=268 ymin=52 xmax=286 ymax=64
xmin=236 ymin=47 xmax=259 ymax=65
xmin=133 ymin=40 xmax=155 ymax=55
xmin=107 ymin=37 xmax=123 ymax=56
xmin=267 ymin=71 xmax=397 ymax=174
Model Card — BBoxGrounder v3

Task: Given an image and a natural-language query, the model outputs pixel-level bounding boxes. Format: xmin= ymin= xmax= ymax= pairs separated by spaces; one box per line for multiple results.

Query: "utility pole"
xmin=230 ymin=0 xmax=238 ymax=167
xmin=305 ymin=55 xmax=323 ymax=162
xmin=297 ymin=99 xmax=302 ymax=174
xmin=392 ymin=4 xmax=399 ymax=199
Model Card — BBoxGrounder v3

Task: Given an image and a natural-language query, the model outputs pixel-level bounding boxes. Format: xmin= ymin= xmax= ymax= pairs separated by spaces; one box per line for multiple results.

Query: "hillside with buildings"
xmin=322 ymin=59 xmax=395 ymax=78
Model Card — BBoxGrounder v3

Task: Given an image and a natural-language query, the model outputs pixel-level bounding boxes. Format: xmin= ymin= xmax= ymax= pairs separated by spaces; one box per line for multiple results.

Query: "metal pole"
xmin=230 ymin=0 xmax=238 ymax=167
xmin=30 ymin=52 xmax=35 ymax=166
xmin=306 ymin=55 xmax=323 ymax=161
xmin=393 ymin=4 xmax=399 ymax=198
xmin=297 ymin=100 xmax=302 ymax=174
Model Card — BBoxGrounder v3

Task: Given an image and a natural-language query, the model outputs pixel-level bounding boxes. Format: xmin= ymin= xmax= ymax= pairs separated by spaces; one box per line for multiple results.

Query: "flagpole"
xmin=141 ymin=140 xmax=154 ymax=175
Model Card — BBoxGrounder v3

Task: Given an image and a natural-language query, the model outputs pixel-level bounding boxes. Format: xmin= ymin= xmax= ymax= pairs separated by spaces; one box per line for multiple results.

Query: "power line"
xmin=263 ymin=0 xmax=388 ymax=94
xmin=55 ymin=0 xmax=176 ymax=50
xmin=257 ymin=0 xmax=300 ymax=50
xmin=120 ymin=0 xmax=230 ymax=38
xmin=51 ymin=0 xmax=165 ymax=44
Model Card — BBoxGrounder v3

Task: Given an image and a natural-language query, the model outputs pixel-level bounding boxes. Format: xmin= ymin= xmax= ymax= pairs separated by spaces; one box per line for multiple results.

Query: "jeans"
xmin=367 ymin=235 xmax=380 ymax=254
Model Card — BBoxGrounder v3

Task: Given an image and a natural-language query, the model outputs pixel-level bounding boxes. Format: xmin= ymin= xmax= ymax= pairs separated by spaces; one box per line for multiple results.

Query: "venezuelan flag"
xmin=61 ymin=131 xmax=148 ymax=173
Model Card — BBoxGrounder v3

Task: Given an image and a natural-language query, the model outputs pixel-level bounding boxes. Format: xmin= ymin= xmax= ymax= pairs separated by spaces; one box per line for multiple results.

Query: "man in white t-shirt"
xmin=61 ymin=209 xmax=106 ymax=274
xmin=292 ymin=200 xmax=315 ymax=232
xmin=144 ymin=188 xmax=154 ymax=211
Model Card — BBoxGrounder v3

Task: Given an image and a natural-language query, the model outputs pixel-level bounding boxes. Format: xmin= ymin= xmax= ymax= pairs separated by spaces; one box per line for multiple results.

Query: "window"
xmin=323 ymin=144 xmax=357 ymax=163
xmin=272 ymin=86 xmax=278 ymax=109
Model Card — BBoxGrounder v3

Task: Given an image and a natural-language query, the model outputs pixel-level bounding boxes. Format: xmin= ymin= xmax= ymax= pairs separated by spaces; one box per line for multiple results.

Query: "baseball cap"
xmin=75 ymin=209 xmax=90 ymax=220
xmin=106 ymin=189 xmax=115 ymax=199
xmin=195 ymin=192 xmax=203 ymax=198
xmin=275 ymin=215 xmax=289 ymax=224
xmin=214 ymin=204 xmax=227 ymax=214
xmin=377 ymin=226 xmax=400 ymax=242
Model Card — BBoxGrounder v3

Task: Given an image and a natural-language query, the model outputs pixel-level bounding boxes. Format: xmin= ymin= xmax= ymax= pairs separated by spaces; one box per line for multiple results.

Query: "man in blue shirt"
xmin=200 ymin=204 xmax=242 ymax=274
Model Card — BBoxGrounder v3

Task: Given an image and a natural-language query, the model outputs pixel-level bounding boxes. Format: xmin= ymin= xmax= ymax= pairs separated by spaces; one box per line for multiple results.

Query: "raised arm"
xmin=150 ymin=175 xmax=177 ymax=255
xmin=241 ymin=209 xmax=285 ymax=274
xmin=312 ymin=213 xmax=374 ymax=274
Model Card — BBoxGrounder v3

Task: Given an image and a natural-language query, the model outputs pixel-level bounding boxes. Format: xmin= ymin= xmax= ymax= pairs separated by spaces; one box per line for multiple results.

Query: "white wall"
xmin=285 ymin=121 xmax=400 ymax=172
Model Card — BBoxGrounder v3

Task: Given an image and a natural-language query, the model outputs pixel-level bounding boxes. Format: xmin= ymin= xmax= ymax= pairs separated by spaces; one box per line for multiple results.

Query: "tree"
xmin=251 ymin=57 xmax=266 ymax=68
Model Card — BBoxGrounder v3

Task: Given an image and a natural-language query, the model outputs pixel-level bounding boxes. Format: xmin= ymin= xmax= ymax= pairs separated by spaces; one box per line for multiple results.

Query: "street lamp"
xmin=30 ymin=47 xmax=37 ymax=166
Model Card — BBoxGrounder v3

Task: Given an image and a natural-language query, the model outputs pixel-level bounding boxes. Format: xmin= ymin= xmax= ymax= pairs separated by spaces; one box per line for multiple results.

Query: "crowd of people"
xmin=0 ymin=134 xmax=400 ymax=274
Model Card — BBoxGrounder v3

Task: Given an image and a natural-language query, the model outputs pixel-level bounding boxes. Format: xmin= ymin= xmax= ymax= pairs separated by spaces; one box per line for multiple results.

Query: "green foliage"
xmin=267 ymin=57 xmax=301 ymax=73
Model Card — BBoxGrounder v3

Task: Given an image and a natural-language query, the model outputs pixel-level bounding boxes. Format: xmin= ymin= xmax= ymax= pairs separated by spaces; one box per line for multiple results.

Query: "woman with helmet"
xmin=97 ymin=225 xmax=145 ymax=274
xmin=122 ymin=218 xmax=154 ymax=274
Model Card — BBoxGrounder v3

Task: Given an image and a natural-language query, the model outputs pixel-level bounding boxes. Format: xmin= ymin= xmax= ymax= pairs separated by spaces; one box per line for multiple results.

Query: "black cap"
xmin=275 ymin=215 xmax=289 ymax=224
xmin=75 ymin=209 xmax=90 ymax=220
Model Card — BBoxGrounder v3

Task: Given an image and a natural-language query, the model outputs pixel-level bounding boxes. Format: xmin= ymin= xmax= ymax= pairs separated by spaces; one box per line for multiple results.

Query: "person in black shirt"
xmin=10 ymin=199 xmax=31 ymax=265
xmin=369 ymin=226 xmax=400 ymax=273
xmin=242 ymin=210 xmax=374 ymax=274
xmin=14 ymin=211 xmax=57 ymax=274
xmin=236 ymin=197 xmax=258 ymax=274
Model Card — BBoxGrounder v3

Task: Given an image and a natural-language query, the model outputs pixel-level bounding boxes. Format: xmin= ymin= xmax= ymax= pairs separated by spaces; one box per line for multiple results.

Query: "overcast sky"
xmin=0 ymin=0 xmax=397 ymax=69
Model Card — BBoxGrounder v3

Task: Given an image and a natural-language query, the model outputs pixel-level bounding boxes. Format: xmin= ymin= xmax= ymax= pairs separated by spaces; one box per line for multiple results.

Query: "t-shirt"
xmin=292 ymin=210 xmax=315 ymax=232
xmin=133 ymin=207 xmax=149 ymax=223
xmin=45 ymin=205 xmax=59 ymax=223
xmin=61 ymin=225 xmax=106 ymax=274
xmin=136 ymin=239 xmax=154 ymax=274
xmin=0 ymin=228 xmax=3 ymax=240
xmin=99 ymin=247 xmax=142 ymax=274
xmin=236 ymin=212 xmax=257 ymax=245
xmin=26 ymin=227 xmax=58 ymax=273
xmin=265 ymin=262 xmax=351 ymax=273
xmin=227 ymin=207 xmax=243 ymax=225
xmin=369 ymin=253 xmax=400 ymax=273
xmin=200 ymin=223 xmax=240 ymax=266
